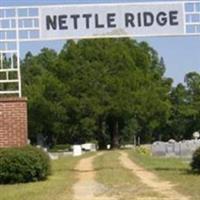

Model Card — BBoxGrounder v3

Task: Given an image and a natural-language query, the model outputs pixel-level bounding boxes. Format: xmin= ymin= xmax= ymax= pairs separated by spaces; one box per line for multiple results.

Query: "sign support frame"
xmin=0 ymin=1 xmax=200 ymax=96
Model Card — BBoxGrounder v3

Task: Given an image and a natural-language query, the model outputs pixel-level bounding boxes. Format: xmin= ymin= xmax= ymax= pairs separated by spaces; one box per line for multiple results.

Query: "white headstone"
xmin=81 ymin=143 xmax=92 ymax=151
xmin=81 ymin=143 xmax=97 ymax=152
xmin=48 ymin=153 xmax=59 ymax=160
xmin=107 ymin=144 xmax=111 ymax=150
xmin=193 ymin=132 xmax=200 ymax=139
xmin=73 ymin=145 xmax=82 ymax=156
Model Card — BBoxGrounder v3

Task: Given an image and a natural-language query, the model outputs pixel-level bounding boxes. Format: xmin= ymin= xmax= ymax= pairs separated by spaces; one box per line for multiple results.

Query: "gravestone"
xmin=81 ymin=143 xmax=97 ymax=152
xmin=152 ymin=139 xmax=200 ymax=158
xmin=152 ymin=141 xmax=166 ymax=156
xmin=73 ymin=145 xmax=82 ymax=156
xmin=193 ymin=132 xmax=200 ymax=140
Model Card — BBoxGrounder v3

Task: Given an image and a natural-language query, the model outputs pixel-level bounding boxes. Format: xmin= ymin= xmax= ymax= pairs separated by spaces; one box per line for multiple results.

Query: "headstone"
xmin=91 ymin=143 xmax=97 ymax=152
xmin=166 ymin=143 xmax=175 ymax=156
xmin=81 ymin=143 xmax=96 ymax=152
xmin=180 ymin=142 xmax=192 ymax=157
xmin=174 ymin=142 xmax=181 ymax=156
xmin=152 ymin=139 xmax=200 ymax=157
xmin=124 ymin=144 xmax=135 ymax=149
xmin=107 ymin=144 xmax=111 ymax=150
xmin=37 ymin=134 xmax=44 ymax=146
xmin=73 ymin=145 xmax=82 ymax=156
xmin=168 ymin=139 xmax=176 ymax=143
xmin=48 ymin=153 xmax=59 ymax=160
xmin=137 ymin=137 xmax=141 ymax=146
xmin=27 ymin=139 xmax=31 ymax=145
xmin=152 ymin=141 xmax=166 ymax=156
xmin=193 ymin=132 xmax=200 ymax=140
xmin=43 ymin=147 xmax=48 ymax=152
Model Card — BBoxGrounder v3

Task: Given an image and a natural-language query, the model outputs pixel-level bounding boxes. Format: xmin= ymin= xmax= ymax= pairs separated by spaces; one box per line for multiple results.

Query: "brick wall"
xmin=0 ymin=97 xmax=28 ymax=148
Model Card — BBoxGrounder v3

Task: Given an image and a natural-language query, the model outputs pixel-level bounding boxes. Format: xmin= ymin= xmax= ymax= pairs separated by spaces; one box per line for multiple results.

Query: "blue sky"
xmin=1 ymin=0 xmax=200 ymax=85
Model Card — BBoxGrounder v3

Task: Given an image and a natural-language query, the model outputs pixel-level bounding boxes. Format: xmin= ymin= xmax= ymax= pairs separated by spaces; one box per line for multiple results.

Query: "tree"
xmin=60 ymin=39 xmax=172 ymax=147
xmin=167 ymin=72 xmax=200 ymax=140
xmin=21 ymin=49 xmax=67 ymax=145
xmin=22 ymin=38 xmax=172 ymax=148
xmin=168 ymin=83 xmax=189 ymax=140
xmin=184 ymin=72 xmax=200 ymax=134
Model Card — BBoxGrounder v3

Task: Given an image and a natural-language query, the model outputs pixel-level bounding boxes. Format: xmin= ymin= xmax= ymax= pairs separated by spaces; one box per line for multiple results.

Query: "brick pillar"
xmin=0 ymin=97 xmax=28 ymax=148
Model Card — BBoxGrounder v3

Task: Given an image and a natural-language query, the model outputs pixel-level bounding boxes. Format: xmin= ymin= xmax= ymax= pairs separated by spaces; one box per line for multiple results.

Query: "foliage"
xmin=191 ymin=147 xmax=200 ymax=173
xmin=0 ymin=153 xmax=85 ymax=200
xmin=22 ymin=38 xmax=171 ymax=148
xmin=0 ymin=146 xmax=51 ymax=184
xmin=166 ymin=72 xmax=200 ymax=141
xmin=135 ymin=146 xmax=151 ymax=156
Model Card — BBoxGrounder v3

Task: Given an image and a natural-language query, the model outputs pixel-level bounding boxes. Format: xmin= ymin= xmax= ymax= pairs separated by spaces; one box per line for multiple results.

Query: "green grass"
xmin=2 ymin=150 xmax=199 ymax=200
xmin=128 ymin=150 xmax=200 ymax=200
xmin=94 ymin=150 xmax=161 ymax=200
xmin=0 ymin=154 xmax=85 ymax=200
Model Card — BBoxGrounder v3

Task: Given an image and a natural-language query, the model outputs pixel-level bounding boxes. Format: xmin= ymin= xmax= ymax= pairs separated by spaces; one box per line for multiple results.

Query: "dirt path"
xmin=119 ymin=151 xmax=190 ymax=200
xmin=73 ymin=153 xmax=116 ymax=200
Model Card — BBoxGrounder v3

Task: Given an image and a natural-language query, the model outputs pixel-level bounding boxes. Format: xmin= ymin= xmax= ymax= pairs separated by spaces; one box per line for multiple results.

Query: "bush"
xmin=191 ymin=147 xmax=200 ymax=173
xmin=0 ymin=146 xmax=51 ymax=184
xmin=135 ymin=146 xmax=151 ymax=156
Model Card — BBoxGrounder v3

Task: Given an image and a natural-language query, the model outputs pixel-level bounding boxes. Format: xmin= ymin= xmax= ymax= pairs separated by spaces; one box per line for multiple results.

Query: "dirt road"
xmin=119 ymin=151 xmax=190 ymax=200
xmin=73 ymin=153 xmax=116 ymax=200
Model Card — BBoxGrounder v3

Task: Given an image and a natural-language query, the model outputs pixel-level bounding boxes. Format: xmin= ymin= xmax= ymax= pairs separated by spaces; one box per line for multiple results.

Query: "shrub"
xmin=135 ymin=146 xmax=151 ymax=156
xmin=191 ymin=147 xmax=200 ymax=173
xmin=0 ymin=146 xmax=51 ymax=184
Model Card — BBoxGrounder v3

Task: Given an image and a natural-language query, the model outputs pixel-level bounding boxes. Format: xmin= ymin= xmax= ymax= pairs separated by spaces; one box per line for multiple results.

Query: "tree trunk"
xmin=97 ymin=117 xmax=107 ymax=149
xmin=111 ymin=120 xmax=120 ymax=149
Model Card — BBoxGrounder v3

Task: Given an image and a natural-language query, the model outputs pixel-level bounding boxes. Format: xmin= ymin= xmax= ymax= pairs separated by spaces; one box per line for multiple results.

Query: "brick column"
xmin=0 ymin=97 xmax=28 ymax=148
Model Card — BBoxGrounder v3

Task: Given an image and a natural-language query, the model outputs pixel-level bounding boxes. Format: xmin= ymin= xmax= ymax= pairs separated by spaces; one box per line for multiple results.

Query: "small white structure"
xmin=81 ymin=143 xmax=96 ymax=152
xmin=168 ymin=139 xmax=176 ymax=143
xmin=123 ymin=144 xmax=135 ymax=149
xmin=107 ymin=144 xmax=111 ymax=150
xmin=48 ymin=153 xmax=59 ymax=160
xmin=193 ymin=132 xmax=200 ymax=140
xmin=73 ymin=145 xmax=82 ymax=156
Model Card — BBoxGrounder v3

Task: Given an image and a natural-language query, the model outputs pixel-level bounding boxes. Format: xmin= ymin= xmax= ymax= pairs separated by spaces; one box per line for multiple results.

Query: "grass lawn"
xmin=94 ymin=150 xmax=161 ymax=200
xmin=0 ymin=154 xmax=87 ymax=200
xmin=128 ymin=150 xmax=200 ymax=200
xmin=1 ymin=150 xmax=199 ymax=200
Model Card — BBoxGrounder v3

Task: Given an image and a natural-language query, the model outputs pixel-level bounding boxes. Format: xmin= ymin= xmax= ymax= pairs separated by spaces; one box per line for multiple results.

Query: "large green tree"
xmin=167 ymin=72 xmax=200 ymax=140
xmin=22 ymin=38 xmax=172 ymax=148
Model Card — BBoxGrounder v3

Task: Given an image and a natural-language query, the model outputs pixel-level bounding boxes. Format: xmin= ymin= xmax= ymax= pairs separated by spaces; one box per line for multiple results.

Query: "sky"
xmin=1 ymin=0 xmax=200 ymax=85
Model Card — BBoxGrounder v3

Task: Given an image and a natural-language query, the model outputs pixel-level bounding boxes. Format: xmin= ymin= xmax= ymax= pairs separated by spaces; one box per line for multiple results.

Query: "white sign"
xmin=40 ymin=2 xmax=184 ymax=40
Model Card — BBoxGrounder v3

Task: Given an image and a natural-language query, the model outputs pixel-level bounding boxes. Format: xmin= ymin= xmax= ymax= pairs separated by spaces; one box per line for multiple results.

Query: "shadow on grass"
xmin=153 ymin=167 xmax=200 ymax=176
xmin=185 ymin=169 xmax=200 ymax=175
xmin=65 ymin=167 xmax=126 ymax=173
xmin=65 ymin=166 xmax=197 ymax=175
xmin=153 ymin=167 xmax=187 ymax=172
